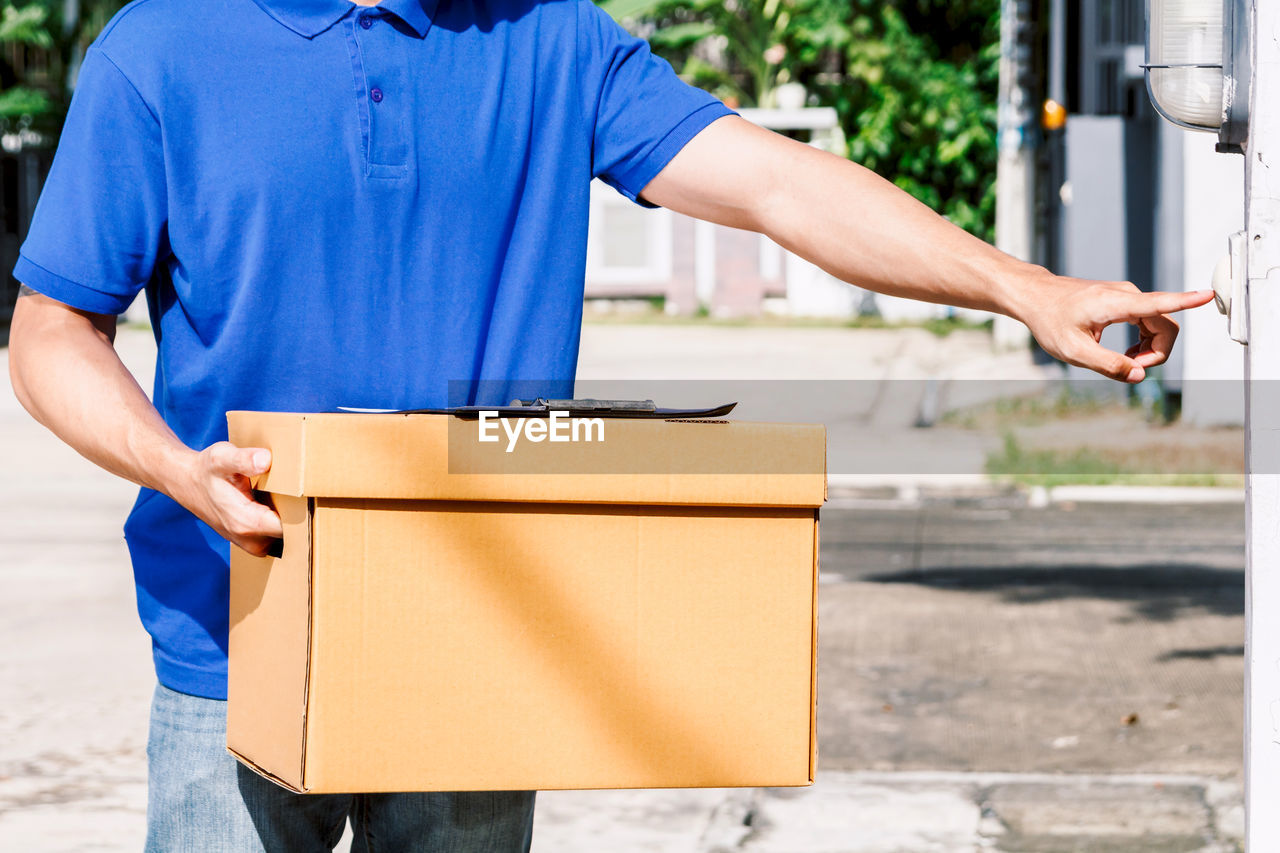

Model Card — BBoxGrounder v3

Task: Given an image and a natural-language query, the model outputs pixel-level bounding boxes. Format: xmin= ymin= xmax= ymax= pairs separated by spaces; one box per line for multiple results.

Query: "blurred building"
xmin=584 ymin=105 xmax=951 ymax=323
xmin=1006 ymin=0 xmax=1244 ymax=422
xmin=584 ymin=0 xmax=1247 ymax=425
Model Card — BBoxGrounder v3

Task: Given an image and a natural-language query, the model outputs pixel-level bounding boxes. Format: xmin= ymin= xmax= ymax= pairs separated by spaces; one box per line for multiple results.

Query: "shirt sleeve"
xmin=13 ymin=48 xmax=168 ymax=315
xmin=578 ymin=0 xmax=735 ymax=206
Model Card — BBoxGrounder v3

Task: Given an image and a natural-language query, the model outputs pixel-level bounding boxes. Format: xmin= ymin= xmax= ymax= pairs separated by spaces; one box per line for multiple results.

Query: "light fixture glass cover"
xmin=1146 ymin=0 xmax=1225 ymax=129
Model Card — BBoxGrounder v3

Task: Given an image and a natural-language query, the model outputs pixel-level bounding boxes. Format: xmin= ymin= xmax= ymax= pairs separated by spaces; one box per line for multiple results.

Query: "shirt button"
xmin=359 ymin=15 xmax=373 ymax=28
xmin=370 ymin=88 xmax=384 ymax=103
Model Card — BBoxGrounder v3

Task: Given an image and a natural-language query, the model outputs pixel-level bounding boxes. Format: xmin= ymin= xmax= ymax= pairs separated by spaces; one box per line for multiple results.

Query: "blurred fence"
xmin=0 ymin=145 xmax=53 ymax=335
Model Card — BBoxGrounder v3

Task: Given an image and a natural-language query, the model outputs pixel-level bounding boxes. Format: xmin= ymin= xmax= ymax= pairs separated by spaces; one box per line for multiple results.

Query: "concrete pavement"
xmin=0 ymin=325 xmax=1246 ymax=851
xmin=533 ymin=772 xmax=1243 ymax=852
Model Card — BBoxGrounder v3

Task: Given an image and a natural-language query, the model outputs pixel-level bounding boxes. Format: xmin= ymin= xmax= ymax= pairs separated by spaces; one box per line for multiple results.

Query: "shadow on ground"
xmin=863 ymin=564 xmax=1243 ymax=622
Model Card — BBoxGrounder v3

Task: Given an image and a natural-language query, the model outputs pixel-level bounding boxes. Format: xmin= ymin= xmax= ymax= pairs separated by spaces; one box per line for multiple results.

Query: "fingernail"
xmin=253 ymin=450 xmax=270 ymax=472
xmin=1127 ymin=367 xmax=1144 ymax=383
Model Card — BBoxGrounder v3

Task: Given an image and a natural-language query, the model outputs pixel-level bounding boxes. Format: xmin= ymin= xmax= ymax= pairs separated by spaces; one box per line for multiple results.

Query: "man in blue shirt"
xmin=8 ymin=0 xmax=1211 ymax=848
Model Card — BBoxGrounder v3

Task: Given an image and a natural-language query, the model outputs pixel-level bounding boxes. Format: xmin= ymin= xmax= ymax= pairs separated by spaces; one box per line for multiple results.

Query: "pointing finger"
xmin=1108 ymin=289 xmax=1214 ymax=323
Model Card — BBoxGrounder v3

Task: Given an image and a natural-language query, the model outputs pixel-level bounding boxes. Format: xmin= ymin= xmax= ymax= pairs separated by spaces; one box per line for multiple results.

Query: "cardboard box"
xmin=226 ymin=411 xmax=825 ymax=793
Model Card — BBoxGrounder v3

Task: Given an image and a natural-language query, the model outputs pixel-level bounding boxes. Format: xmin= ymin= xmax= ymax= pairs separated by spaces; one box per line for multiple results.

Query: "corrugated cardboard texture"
xmin=302 ymin=500 xmax=817 ymax=792
xmin=226 ymin=411 xmax=823 ymax=793
xmin=227 ymin=412 xmax=826 ymax=507
xmin=227 ymin=494 xmax=311 ymax=790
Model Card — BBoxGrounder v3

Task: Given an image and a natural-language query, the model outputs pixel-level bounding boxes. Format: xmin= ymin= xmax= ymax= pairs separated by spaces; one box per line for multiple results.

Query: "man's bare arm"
xmin=8 ymin=288 xmax=282 ymax=555
xmin=641 ymin=116 xmax=1213 ymax=382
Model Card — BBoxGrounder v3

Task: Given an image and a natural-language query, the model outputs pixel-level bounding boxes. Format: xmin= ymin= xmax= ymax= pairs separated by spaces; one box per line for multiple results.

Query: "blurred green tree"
xmin=0 ymin=3 xmax=54 ymax=126
xmin=599 ymin=0 xmax=999 ymax=241
xmin=0 ymin=0 xmax=125 ymax=137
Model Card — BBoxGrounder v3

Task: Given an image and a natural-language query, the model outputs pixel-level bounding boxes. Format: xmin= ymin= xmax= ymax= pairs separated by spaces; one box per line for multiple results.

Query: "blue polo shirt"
xmin=16 ymin=0 xmax=732 ymax=699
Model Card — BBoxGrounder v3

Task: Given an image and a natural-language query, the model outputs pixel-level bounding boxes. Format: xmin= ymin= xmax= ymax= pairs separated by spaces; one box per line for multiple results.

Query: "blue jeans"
xmin=145 ymin=683 xmax=536 ymax=852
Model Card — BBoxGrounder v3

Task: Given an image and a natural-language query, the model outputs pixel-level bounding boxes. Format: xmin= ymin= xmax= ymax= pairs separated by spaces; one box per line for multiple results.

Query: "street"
xmin=820 ymin=499 xmax=1243 ymax=777
xmin=0 ymin=326 xmax=1247 ymax=851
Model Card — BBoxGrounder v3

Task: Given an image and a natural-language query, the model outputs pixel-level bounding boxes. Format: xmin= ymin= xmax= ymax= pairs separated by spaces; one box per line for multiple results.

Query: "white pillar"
xmin=693 ymin=219 xmax=717 ymax=310
xmin=993 ymin=0 xmax=1034 ymax=350
xmin=1245 ymin=0 xmax=1280 ymax=845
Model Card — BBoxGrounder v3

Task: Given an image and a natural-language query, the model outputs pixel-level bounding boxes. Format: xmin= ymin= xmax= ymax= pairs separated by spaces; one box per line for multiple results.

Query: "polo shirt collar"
xmin=252 ymin=0 xmax=438 ymax=39
xmin=381 ymin=0 xmax=437 ymax=37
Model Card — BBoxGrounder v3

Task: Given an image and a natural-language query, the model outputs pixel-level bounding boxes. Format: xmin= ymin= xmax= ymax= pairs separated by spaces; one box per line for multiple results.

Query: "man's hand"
xmin=171 ymin=443 xmax=285 ymax=557
xmin=1012 ymin=273 xmax=1215 ymax=383
xmin=9 ymin=288 xmax=282 ymax=556
xmin=641 ymin=116 xmax=1215 ymax=381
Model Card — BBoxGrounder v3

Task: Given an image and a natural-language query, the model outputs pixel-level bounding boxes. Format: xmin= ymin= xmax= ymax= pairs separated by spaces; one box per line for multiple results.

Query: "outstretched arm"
xmin=640 ymin=116 xmax=1212 ymax=382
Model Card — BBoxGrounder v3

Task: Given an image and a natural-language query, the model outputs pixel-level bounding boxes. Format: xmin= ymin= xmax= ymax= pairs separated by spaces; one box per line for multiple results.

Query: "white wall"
xmin=1179 ymin=134 xmax=1246 ymax=426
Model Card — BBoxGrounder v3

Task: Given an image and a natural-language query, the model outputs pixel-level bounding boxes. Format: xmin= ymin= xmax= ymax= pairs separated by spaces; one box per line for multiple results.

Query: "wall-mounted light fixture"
xmin=1144 ymin=0 xmax=1250 ymax=152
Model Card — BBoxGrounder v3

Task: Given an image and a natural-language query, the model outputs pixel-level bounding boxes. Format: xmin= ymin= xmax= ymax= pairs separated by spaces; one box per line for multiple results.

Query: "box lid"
xmin=227 ymin=411 xmax=826 ymax=507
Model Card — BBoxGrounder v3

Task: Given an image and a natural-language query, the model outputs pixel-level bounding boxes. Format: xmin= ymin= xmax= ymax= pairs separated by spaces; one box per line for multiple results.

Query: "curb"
xmin=826 ymin=474 xmax=1245 ymax=507
xmin=1033 ymin=484 xmax=1244 ymax=506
